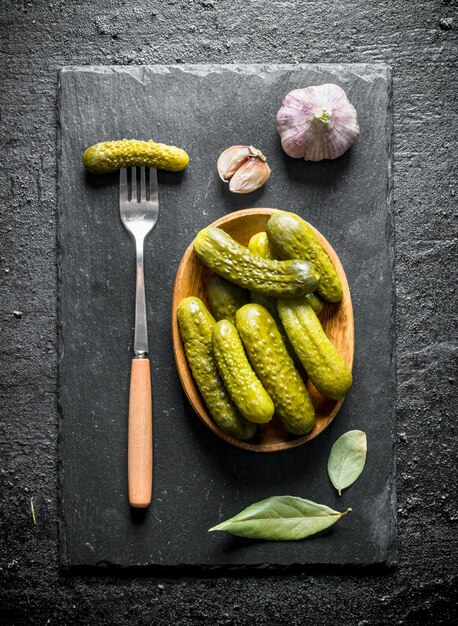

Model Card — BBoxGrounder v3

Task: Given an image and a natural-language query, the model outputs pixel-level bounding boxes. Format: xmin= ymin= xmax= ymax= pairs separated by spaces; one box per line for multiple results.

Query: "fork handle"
xmin=128 ymin=358 xmax=152 ymax=508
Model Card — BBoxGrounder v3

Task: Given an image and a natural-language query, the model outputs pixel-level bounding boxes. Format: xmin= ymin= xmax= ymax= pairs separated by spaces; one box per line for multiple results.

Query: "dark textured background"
xmin=0 ymin=0 xmax=456 ymax=624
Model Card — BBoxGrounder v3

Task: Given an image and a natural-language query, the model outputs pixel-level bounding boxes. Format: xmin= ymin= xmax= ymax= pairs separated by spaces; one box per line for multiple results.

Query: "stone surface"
xmin=0 ymin=0 xmax=457 ymax=623
xmin=58 ymin=64 xmax=394 ymax=568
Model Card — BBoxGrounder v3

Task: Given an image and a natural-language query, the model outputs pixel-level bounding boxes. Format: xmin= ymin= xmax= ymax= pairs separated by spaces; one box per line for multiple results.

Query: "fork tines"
xmin=119 ymin=167 xmax=158 ymax=203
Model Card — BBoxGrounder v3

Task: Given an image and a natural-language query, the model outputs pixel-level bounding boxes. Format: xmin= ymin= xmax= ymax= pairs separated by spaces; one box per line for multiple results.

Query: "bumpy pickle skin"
xmin=277 ymin=299 xmax=352 ymax=400
xmin=236 ymin=304 xmax=315 ymax=436
xmin=212 ymin=320 xmax=275 ymax=424
xmin=266 ymin=211 xmax=343 ymax=303
xmin=177 ymin=297 xmax=256 ymax=441
xmin=247 ymin=232 xmax=275 ymax=261
xmin=207 ymin=275 xmax=249 ymax=324
xmin=194 ymin=227 xmax=320 ymax=299
xmin=247 ymin=232 xmax=302 ymax=367
xmin=82 ymin=139 xmax=189 ymax=174
xmin=248 ymin=231 xmax=324 ymax=316
xmin=247 ymin=232 xmax=278 ymax=314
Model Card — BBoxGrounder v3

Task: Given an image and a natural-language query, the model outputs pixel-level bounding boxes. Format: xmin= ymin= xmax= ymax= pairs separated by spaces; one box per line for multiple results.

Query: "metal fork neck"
xmin=133 ymin=238 xmax=149 ymax=356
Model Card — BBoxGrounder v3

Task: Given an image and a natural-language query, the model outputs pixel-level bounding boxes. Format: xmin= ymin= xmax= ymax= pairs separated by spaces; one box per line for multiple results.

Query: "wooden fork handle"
xmin=128 ymin=358 xmax=152 ymax=508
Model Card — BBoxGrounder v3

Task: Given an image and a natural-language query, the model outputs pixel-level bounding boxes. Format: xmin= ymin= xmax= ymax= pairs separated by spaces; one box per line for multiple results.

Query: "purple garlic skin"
xmin=276 ymin=84 xmax=360 ymax=161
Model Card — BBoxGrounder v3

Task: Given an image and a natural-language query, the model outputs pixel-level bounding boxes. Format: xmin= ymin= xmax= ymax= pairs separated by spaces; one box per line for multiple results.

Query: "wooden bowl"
xmin=171 ymin=208 xmax=354 ymax=452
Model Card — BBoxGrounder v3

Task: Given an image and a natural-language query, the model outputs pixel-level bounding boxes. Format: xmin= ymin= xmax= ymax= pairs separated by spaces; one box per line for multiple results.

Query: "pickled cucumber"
xmin=305 ymin=292 xmax=325 ymax=317
xmin=248 ymin=231 xmax=324 ymax=317
xmin=207 ymin=275 xmax=249 ymax=324
xmin=247 ymin=232 xmax=278 ymax=316
xmin=177 ymin=297 xmax=256 ymax=440
xmin=236 ymin=304 xmax=315 ymax=435
xmin=247 ymin=231 xmax=275 ymax=261
xmin=194 ymin=227 xmax=320 ymax=299
xmin=277 ymin=299 xmax=352 ymax=399
xmin=266 ymin=212 xmax=343 ymax=303
xmin=83 ymin=139 xmax=189 ymax=174
xmin=212 ymin=320 xmax=274 ymax=424
xmin=248 ymin=232 xmax=301 ymax=367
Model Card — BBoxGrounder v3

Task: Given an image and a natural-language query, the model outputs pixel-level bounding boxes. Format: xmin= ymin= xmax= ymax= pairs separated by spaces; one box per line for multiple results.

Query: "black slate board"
xmin=58 ymin=64 xmax=395 ymax=569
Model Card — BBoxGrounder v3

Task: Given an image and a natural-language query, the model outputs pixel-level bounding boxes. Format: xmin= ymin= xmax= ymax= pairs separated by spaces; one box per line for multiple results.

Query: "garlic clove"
xmin=276 ymin=84 xmax=360 ymax=161
xmin=228 ymin=157 xmax=271 ymax=194
xmin=217 ymin=145 xmax=270 ymax=193
xmin=217 ymin=145 xmax=252 ymax=181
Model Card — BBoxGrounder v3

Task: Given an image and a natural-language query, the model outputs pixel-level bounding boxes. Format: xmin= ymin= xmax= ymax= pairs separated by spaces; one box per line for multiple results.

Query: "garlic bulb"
xmin=276 ymin=84 xmax=360 ymax=161
xmin=217 ymin=145 xmax=271 ymax=194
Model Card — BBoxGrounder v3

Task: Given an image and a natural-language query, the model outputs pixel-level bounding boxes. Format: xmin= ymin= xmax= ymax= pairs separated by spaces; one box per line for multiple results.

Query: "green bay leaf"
xmin=327 ymin=430 xmax=367 ymax=495
xmin=209 ymin=496 xmax=350 ymax=540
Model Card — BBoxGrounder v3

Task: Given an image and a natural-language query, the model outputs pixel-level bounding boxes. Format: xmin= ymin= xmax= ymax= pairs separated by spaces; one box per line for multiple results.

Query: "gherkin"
xmin=194 ymin=227 xmax=320 ymax=299
xmin=212 ymin=319 xmax=274 ymax=424
xmin=247 ymin=231 xmax=324 ymax=368
xmin=177 ymin=297 xmax=256 ymax=441
xmin=207 ymin=275 xmax=249 ymax=324
xmin=266 ymin=211 xmax=343 ymax=303
xmin=82 ymin=139 xmax=189 ymax=174
xmin=236 ymin=304 xmax=315 ymax=436
xmin=277 ymin=299 xmax=352 ymax=400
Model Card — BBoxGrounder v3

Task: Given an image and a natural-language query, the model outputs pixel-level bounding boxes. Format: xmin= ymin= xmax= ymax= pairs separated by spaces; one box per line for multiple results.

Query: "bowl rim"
xmin=171 ymin=208 xmax=354 ymax=453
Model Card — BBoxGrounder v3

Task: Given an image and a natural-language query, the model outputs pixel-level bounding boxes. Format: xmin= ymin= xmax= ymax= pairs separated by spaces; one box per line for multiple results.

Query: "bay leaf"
xmin=208 ymin=496 xmax=351 ymax=540
xmin=327 ymin=430 xmax=367 ymax=495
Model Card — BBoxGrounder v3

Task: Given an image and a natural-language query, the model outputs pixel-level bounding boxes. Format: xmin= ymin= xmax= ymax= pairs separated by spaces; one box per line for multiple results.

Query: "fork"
xmin=120 ymin=167 xmax=158 ymax=508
